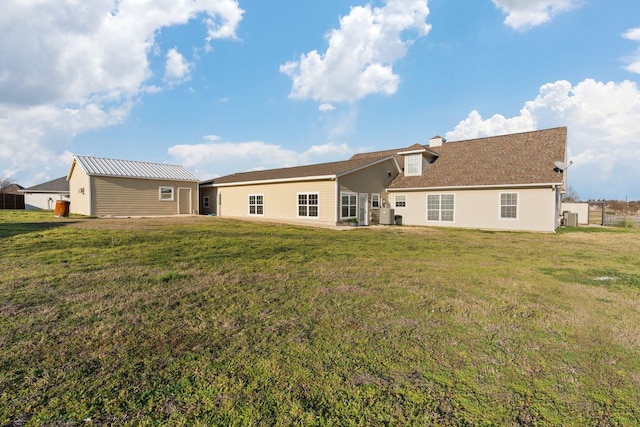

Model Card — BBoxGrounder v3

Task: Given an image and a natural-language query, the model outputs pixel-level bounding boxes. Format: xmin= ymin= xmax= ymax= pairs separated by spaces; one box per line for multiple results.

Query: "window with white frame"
xmin=159 ymin=186 xmax=174 ymax=201
xmin=427 ymin=194 xmax=454 ymax=222
xmin=341 ymin=192 xmax=357 ymax=218
xmin=394 ymin=194 xmax=407 ymax=208
xmin=406 ymin=154 xmax=422 ymax=176
xmin=371 ymin=193 xmax=381 ymax=209
xmin=298 ymin=193 xmax=319 ymax=217
xmin=500 ymin=192 xmax=518 ymax=219
xmin=249 ymin=194 xmax=264 ymax=215
xmin=203 ymin=196 xmax=210 ymax=209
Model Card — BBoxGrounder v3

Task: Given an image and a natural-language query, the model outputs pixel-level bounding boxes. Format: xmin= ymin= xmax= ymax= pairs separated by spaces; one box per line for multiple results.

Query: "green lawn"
xmin=2 ymin=211 xmax=640 ymax=425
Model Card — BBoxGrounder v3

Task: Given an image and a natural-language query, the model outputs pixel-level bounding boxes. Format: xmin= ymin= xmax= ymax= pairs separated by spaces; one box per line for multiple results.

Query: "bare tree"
xmin=562 ymin=186 xmax=580 ymax=202
xmin=0 ymin=177 xmax=15 ymax=192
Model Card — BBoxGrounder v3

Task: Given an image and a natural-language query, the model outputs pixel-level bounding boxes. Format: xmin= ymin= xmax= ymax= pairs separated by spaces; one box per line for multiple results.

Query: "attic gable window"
xmin=406 ymin=154 xmax=422 ymax=176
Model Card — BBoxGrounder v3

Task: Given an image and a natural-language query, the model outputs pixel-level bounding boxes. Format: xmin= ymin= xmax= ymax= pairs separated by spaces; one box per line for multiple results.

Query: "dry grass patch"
xmin=2 ymin=211 xmax=640 ymax=425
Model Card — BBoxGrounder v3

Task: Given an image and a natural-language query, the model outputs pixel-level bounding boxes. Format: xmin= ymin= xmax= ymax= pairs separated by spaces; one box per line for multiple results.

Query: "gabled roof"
xmin=0 ymin=183 xmax=24 ymax=194
xmin=68 ymin=155 xmax=199 ymax=182
xmin=22 ymin=176 xmax=69 ymax=193
xmin=201 ymin=156 xmax=400 ymax=186
xmin=388 ymin=127 xmax=567 ymax=190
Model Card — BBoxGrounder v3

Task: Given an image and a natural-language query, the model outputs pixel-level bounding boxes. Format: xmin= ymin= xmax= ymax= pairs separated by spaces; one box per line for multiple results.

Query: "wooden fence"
xmin=0 ymin=193 xmax=25 ymax=209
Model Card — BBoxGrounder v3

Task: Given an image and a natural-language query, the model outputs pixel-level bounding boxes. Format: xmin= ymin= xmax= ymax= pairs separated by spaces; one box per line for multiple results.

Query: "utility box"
xmin=379 ymin=208 xmax=395 ymax=225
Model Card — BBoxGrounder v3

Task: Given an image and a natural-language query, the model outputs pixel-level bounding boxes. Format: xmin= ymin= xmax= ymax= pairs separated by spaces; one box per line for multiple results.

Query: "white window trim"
xmin=499 ymin=192 xmax=519 ymax=220
xmin=297 ymin=192 xmax=320 ymax=219
xmin=248 ymin=194 xmax=264 ymax=216
xmin=340 ymin=191 xmax=358 ymax=219
xmin=427 ymin=194 xmax=455 ymax=222
xmin=394 ymin=194 xmax=407 ymax=209
xmin=371 ymin=193 xmax=381 ymax=209
xmin=405 ymin=154 xmax=422 ymax=176
xmin=159 ymin=186 xmax=174 ymax=201
xmin=203 ymin=196 xmax=210 ymax=209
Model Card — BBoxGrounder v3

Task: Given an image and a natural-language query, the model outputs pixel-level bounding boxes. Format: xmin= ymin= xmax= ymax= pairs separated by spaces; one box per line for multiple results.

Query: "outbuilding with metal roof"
xmin=67 ymin=155 xmax=200 ymax=217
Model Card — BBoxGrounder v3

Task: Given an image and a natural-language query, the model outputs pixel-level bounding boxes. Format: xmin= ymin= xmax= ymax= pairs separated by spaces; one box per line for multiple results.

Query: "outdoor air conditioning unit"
xmin=562 ymin=210 xmax=578 ymax=227
xmin=379 ymin=208 xmax=395 ymax=225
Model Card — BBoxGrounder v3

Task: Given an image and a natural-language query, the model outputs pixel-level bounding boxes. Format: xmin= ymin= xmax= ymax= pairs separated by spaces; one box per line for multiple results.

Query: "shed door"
xmin=178 ymin=188 xmax=192 ymax=214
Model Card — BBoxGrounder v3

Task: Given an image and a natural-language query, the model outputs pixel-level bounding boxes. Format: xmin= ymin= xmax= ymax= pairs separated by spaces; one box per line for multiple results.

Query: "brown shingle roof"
xmin=203 ymin=156 xmax=398 ymax=186
xmin=387 ymin=127 xmax=567 ymax=189
xmin=350 ymin=147 xmax=407 ymax=169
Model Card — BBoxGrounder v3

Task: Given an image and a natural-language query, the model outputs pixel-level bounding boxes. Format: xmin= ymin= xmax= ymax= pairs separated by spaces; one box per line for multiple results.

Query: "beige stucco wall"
xmin=388 ymin=187 xmax=558 ymax=232
xmin=216 ymin=180 xmax=337 ymax=225
xmin=68 ymin=165 xmax=91 ymax=216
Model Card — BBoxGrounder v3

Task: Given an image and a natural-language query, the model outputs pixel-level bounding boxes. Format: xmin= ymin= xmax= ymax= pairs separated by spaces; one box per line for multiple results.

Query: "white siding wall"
xmin=24 ymin=193 xmax=70 ymax=210
xmin=388 ymin=187 xmax=557 ymax=232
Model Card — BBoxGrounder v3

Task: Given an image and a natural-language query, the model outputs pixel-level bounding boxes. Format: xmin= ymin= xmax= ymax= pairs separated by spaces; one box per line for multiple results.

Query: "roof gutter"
xmin=386 ymin=182 xmax=564 ymax=192
xmin=210 ymin=174 xmax=337 ymax=187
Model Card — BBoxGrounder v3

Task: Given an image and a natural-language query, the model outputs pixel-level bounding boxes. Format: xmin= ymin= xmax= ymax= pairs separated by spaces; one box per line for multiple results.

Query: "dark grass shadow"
xmin=0 ymin=221 xmax=80 ymax=239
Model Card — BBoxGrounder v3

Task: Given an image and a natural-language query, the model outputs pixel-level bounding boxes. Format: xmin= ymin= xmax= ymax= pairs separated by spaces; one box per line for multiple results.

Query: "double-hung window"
xmin=203 ymin=196 xmax=210 ymax=209
xmin=298 ymin=193 xmax=319 ymax=218
xmin=249 ymin=194 xmax=264 ymax=215
xmin=371 ymin=193 xmax=381 ymax=209
xmin=500 ymin=192 xmax=518 ymax=219
xmin=341 ymin=192 xmax=357 ymax=218
xmin=427 ymin=194 xmax=454 ymax=222
xmin=406 ymin=154 xmax=421 ymax=176
xmin=394 ymin=194 xmax=407 ymax=208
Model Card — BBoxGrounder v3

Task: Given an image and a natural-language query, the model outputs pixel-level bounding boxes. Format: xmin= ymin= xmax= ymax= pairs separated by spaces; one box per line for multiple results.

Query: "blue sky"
xmin=2 ymin=0 xmax=640 ymax=201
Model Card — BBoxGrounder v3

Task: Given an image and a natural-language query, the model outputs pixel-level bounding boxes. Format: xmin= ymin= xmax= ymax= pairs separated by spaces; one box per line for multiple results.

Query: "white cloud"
xmin=164 ymin=48 xmax=193 ymax=84
xmin=447 ymin=79 xmax=640 ymax=199
xmin=280 ymin=0 xmax=431 ymax=103
xmin=319 ymin=103 xmax=336 ymax=112
xmin=623 ymin=28 xmax=640 ymax=74
xmin=492 ymin=0 xmax=581 ymax=30
xmin=0 ymin=0 xmax=243 ymax=185
xmin=168 ymin=138 xmax=353 ymax=180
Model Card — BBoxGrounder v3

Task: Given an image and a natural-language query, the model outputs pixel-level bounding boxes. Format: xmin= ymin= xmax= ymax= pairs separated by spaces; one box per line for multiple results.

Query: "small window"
xmin=249 ymin=194 xmax=264 ymax=216
xmin=341 ymin=192 xmax=357 ymax=218
xmin=203 ymin=196 xmax=210 ymax=209
xmin=159 ymin=186 xmax=174 ymax=201
xmin=298 ymin=193 xmax=319 ymax=218
xmin=371 ymin=193 xmax=381 ymax=209
xmin=394 ymin=194 xmax=407 ymax=208
xmin=500 ymin=192 xmax=518 ymax=219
